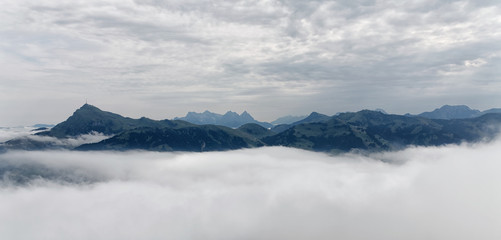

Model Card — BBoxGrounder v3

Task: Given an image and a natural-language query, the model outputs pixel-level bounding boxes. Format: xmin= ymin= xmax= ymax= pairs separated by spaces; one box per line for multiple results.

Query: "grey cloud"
xmin=1 ymin=128 xmax=110 ymax=150
xmin=24 ymin=133 xmax=110 ymax=148
xmin=0 ymin=127 xmax=36 ymax=143
xmin=81 ymin=15 xmax=207 ymax=44
xmin=135 ymin=0 xmax=289 ymax=26
xmin=0 ymin=0 xmax=500 ymax=125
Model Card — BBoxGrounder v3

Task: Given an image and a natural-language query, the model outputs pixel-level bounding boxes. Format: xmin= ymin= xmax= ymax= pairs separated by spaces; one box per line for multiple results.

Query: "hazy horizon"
xmin=1 ymin=102 xmax=499 ymax=128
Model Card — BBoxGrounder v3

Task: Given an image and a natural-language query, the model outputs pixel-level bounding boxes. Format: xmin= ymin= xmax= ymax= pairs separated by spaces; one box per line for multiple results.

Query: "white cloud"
xmin=464 ymin=58 xmax=488 ymax=67
xmin=1 ymin=127 xmax=110 ymax=149
xmin=0 ymin=141 xmax=501 ymax=239
xmin=24 ymin=132 xmax=110 ymax=147
xmin=0 ymin=127 xmax=35 ymax=142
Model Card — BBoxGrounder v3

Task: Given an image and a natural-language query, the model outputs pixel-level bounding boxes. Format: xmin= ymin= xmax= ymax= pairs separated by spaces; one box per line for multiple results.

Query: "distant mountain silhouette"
xmin=263 ymin=110 xmax=501 ymax=153
xmin=416 ymin=105 xmax=481 ymax=119
xmin=271 ymin=112 xmax=331 ymax=133
xmin=33 ymin=124 xmax=55 ymax=128
xmin=271 ymin=115 xmax=307 ymax=125
xmin=410 ymin=105 xmax=501 ymax=119
xmin=175 ymin=110 xmax=272 ymax=128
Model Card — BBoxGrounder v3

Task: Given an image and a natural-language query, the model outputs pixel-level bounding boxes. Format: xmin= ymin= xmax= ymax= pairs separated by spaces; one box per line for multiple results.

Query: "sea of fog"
xmin=0 ymin=129 xmax=501 ymax=239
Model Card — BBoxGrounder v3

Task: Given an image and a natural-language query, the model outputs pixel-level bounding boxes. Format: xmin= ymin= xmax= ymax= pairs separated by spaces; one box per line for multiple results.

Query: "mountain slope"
xmin=271 ymin=115 xmax=307 ymax=125
xmin=237 ymin=123 xmax=275 ymax=139
xmin=263 ymin=110 xmax=501 ymax=153
xmin=411 ymin=105 xmax=501 ymax=120
xmin=271 ymin=112 xmax=331 ymax=133
xmin=481 ymin=108 xmax=501 ymax=115
xmin=77 ymin=125 xmax=265 ymax=152
xmin=38 ymin=104 xmax=192 ymax=138
xmin=6 ymin=104 xmax=501 ymax=153
xmin=417 ymin=105 xmax=481 ymax=119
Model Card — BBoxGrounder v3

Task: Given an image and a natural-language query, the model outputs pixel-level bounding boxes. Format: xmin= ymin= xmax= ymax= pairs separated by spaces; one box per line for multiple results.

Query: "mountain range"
xmin=408 ymin=105 xmax=501 ymax=119
xmin=263 ymin=110 xmax=501 ymax=153
xmin=2 ymin=104 xmax=501 ymax=153
xmin=173 ymin=105 xmax=501 ymax=129
xmin=271 ymin=112 xmax=331 ymax=133
xmin=174 ymin=110 xmax=273 ymax=128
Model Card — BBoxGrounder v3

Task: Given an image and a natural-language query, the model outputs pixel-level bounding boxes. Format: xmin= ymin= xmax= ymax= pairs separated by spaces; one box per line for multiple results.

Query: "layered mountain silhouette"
xmin=3 ymin=104 xmax=501 ymax=153
xmin=174 ymin=110 xmax=273 ymax=129
xmin=271 ymin=115 xmax=307 ymax=125
xmin=263 ymin=110 xmax=501 ymax=153
xmin=271 ymin=112 xmax=331 ymax=133
xmin=410 ymin=105 xmax=501 ymax=119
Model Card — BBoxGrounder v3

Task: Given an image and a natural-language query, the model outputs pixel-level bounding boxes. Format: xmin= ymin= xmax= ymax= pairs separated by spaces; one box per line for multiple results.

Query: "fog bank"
xmin=0 ymin=127 xmax=35 ymax=142
xmin=0 ymin=142 xmax=500 ymax=239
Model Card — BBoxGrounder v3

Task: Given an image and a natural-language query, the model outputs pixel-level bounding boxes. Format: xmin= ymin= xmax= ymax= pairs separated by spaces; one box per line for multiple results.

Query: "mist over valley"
xmin=1 ymin=140 xmax=501 ymax=239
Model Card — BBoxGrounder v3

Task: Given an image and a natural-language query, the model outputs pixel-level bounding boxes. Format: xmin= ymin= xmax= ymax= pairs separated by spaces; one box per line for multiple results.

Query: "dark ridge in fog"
xmin=7 ymin=104 xmax=501 ymax=154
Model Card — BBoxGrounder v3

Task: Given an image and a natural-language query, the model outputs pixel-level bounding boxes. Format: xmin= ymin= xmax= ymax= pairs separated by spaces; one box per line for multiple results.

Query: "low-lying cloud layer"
xmin=0 ymin=127 xmax=110 ymax=151
xmin=0 ymin=127 xmax=36 ymax=143
xmin=1 ymin=141 xmax=500 ymax=239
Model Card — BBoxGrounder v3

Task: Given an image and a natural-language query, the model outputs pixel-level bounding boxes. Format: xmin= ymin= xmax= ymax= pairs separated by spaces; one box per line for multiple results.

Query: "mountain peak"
xmin=240 ymin=111 xmax=255 ymax=121
xmin=75 ymin=104 xmax=106 ymax=116
xmin=37 ymin=104 xmax=188 ymax=138
xmin=418 ymin=105 xmax=480 ymax=119
xmin=439 ymin=105 xmax=472 ymax=110
xmin=79 ymin=103 xmax=100 ymax=110
xmin=288 ymin=112 xmax=330 ymax=126
xmin=223 ymin=111 xmax=239 ymax=117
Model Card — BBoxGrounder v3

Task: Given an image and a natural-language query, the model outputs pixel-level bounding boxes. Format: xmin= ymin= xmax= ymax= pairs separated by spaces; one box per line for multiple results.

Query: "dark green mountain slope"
xmin=237 ymin=123 xmax=274 ymax=139
xmin=38 ymin=104 xmax=192 ymax=138
xmin=264 ymin=118 xmax=368 ymax=152
xmin=76 ymin=125 xmax=264 ymax=152
xmin=263 ymin=110 xmax=501 ymax=153
xmin=7 ymin=104 xmax=501 ymax=153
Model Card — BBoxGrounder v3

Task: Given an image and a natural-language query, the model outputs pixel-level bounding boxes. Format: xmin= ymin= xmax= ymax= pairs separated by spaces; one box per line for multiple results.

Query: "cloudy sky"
xmin=1 ymin=0 xmax=500 ymax=126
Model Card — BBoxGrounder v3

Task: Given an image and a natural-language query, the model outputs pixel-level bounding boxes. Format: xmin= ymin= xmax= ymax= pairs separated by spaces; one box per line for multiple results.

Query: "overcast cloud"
xmin=1 ymin=0 xmax=500 ymax=126
xmin=0 ymin=141 xmax=501 ymax=239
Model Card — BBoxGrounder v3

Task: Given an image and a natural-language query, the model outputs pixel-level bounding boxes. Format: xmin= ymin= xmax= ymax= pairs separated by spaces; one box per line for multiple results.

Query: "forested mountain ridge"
xmin=3 ymin=104 xmax=501 ymax=153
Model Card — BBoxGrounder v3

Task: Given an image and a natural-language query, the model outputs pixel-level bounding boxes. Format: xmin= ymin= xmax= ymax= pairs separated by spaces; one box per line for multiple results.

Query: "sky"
xmin=1 ymin=141 xmax=501 ymax=239
xmin=1 ymin=0 xmax=501 ymax=126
